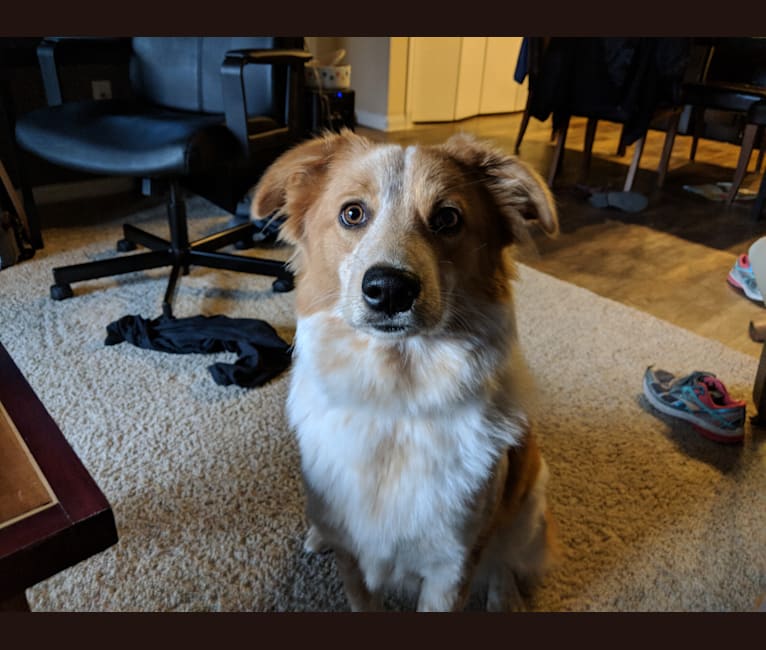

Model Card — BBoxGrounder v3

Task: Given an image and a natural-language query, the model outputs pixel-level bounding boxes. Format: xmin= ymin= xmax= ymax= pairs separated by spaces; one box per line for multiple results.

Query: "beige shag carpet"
xmin=1 ymin=196 xmax=763 ymax=612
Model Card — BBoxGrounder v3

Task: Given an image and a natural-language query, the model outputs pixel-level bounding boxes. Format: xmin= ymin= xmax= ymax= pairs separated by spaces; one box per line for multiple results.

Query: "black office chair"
xmin=15 ymin=37 xmax=311 ymax=317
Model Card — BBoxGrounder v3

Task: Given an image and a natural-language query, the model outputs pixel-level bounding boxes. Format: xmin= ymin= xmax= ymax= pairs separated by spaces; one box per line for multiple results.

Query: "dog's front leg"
xmin=334 ymin=548 xmax=382 ymax=612
xmin=486 ymin=566 xmax=526 ymax=612
xmin=416 ymin=565 xmax=471 ymax=612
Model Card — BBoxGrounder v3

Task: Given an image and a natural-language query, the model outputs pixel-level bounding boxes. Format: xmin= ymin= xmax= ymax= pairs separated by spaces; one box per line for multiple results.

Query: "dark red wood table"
xmin=0 ymin=341 xmax=118 ymax=611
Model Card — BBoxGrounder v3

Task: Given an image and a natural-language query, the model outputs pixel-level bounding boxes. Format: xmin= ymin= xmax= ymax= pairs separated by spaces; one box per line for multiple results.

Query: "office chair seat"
xmin=16 ymin=99 xmax=280 ymax=177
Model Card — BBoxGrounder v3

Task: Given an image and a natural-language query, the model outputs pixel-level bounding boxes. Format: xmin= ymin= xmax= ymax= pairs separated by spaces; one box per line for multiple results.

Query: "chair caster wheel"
xmin=272 ymin=276 xmax=294 ymax=293
xmin=50 ymin=283 xmax=73 ymax=300
xmin=117 ymin=238 xmax=137 ymax=252
xmin=234 ymin=238 xmax=254 ymax=250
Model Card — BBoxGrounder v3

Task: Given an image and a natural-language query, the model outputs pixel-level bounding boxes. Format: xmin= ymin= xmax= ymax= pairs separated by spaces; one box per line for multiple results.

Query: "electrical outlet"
xmin=91 ymin=80 xmax=112 ymax=100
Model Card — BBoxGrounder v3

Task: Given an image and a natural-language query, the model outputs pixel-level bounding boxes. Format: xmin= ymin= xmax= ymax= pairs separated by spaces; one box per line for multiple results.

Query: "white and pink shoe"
xmin=727 ymin=254 xmax=763 ymax=304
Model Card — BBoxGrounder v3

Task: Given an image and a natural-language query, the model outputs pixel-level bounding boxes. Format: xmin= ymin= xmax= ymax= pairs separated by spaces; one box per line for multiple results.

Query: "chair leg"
xmin=689 ymin=137 xmax=698 ymax=161
xmin=162 ymin=263 xmax=183 ymax=318
xmin=581 ymin=118 xmax=597 ymax=182
xmin=753 ymin=171 xmax=766 ymax=220
xmin=726 ymin=123 xmax=758 ymax=206
xmin=624 ymin=134 xmax=646 ymax=192
xmin=188 ymin=249 xmax=290 ymax=278
xmin=616 ymin=124 xmax=627 ymax=157
xmin=755 ymin=128 xmax=765 ymax=173
xmin=547 ymin=116 xmax=569 ymax=187
xmin=51 ymin=249 xmax=174 ymax=292
xmin=191 ymin=221 xmax=256 ymax=252
xmin=657 ymin=110 xmax=681 ymax=189
xmin=690 ymin=107 xmax=704 ymax=161
xmin=122 ymin=224 xmax=169 ymax=251
xmin=514 ymin=110 xmax=531 ymax=155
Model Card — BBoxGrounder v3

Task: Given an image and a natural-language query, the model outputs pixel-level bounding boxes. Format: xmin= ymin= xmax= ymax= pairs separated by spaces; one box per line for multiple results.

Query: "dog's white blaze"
xmin=288 ymin=312 xmax=526 ymax=590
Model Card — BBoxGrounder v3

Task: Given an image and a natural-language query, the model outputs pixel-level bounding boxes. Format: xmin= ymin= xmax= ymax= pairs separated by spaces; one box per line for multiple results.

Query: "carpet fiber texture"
xmin=1 ymin=197 xmax=763 ymax=611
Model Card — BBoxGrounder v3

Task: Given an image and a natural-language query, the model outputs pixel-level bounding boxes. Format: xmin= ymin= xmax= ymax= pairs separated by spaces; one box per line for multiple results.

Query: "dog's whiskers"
xmin=301 ymin=287 xmax=341 ymax=312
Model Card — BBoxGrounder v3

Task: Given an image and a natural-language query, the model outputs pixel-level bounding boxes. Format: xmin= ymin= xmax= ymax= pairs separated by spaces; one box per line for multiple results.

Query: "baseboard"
xmin=355 ymin=110 xmax=412 ymax=132
xmin=32 ymin=178 xmax=135 ymax=205
xmin=385 ymin=113 xmax=411 ymax=132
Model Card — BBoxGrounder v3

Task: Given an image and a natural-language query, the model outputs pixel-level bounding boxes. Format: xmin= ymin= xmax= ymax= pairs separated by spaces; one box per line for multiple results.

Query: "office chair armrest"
xmin=36 ymin=37 xmax=132 ymax=106
xmin=224 ymin=48 xmax=313 ymax=66
xmin=221 ymin=48 xmax=313 ymax=155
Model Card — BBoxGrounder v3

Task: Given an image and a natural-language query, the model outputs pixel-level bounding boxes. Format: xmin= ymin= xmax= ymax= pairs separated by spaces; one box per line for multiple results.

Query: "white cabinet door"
xmin=454 ymin=37 xmax=487 ymax=120
xmin=405 ymin=36 xmax=527 ymax=124
xmin=406 ymin=37 xmax=462 ymax=123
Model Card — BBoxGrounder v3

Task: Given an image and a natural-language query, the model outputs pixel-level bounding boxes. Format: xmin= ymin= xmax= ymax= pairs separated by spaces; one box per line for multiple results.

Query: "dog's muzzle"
xmin=361 ymin=265 xmax=421 ymax=317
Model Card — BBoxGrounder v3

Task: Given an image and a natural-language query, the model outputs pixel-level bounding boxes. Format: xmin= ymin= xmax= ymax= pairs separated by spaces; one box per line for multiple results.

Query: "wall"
xmin=1 ymin=38 xmax=135 ymax=192
xmin=337 ymin=37 xmax=392 ymax=131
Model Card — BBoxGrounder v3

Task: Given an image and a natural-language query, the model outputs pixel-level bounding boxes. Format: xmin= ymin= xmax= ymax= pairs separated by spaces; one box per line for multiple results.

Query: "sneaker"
xmin=642 ymin=366 xmax=746 ymax=444
xmin=727 ymin=254 xmax=763 ymax=303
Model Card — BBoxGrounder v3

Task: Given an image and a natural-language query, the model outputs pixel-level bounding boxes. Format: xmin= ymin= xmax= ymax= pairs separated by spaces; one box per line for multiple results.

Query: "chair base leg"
xmin=50 ymin=223 xmax=294 ymax=315
xmin=50 ymin=180 xmax=293 ymax=315
xmin=50 ymin=283 xmax=73 ymax=301
xmin=162 ymin=262 xmax=183 ymax=318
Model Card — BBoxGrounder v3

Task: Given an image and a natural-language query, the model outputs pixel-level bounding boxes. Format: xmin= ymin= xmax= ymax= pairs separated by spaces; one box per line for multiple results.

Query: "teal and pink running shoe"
xmin=727 ymin=254 xmax=763 ymax=303
xmin=642 ymin=366 xmax=746 ymax=444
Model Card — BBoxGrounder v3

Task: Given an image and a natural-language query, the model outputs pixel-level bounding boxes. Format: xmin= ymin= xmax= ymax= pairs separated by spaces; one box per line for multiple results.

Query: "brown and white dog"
xmin=251 ymin=129 xmax=559 ymax=611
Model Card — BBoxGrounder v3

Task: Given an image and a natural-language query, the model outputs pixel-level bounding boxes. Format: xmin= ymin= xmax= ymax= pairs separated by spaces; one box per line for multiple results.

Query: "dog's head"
xmin=252 ymin=130 xmax=557 ymax=339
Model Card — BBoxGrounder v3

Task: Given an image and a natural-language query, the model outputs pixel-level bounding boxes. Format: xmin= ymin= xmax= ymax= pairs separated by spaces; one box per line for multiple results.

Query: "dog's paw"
xmin=303 ymin=525 xmax=331 ymax=554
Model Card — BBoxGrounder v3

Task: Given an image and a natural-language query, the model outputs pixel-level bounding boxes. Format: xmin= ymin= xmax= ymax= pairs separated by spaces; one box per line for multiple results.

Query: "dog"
xmin=251 ymin=129 xmax=560 ymax=611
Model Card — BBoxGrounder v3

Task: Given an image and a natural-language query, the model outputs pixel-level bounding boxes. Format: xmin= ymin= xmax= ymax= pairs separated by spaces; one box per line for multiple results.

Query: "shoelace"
xmin=677 ymin=383 xmax=743 ymax=430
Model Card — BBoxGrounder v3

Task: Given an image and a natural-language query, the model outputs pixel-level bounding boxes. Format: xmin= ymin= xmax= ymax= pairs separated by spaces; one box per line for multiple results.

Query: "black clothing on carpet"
xmin=105 ymin=313 xmax=292 ymax=388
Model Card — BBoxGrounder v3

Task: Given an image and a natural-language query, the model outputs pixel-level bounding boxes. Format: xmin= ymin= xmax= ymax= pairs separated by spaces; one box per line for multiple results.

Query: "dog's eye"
xmin=429 ymin=207 xmax=462 ymax=235
xmin=339 ymin=202 xmax=368 ymax=228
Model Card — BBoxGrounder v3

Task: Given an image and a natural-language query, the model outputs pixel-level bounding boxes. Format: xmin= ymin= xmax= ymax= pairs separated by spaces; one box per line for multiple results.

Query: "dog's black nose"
xmin=362 ymin=265 xmax=421 ymax=315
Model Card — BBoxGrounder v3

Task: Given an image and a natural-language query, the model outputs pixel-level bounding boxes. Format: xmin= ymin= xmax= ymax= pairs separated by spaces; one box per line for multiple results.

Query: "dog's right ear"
xmin=251 ymin=129 xmax=366 ymax=245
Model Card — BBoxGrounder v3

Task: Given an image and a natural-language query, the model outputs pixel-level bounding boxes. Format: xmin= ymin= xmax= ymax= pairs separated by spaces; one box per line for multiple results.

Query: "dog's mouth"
xmin=365 ymin=320 xmax=418 ymax=337
xmin=374 ymin=323 xmax=407 ymax=332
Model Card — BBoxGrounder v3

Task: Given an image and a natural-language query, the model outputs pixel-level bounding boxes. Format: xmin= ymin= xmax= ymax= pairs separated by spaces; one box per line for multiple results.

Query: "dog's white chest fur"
xmin=287 ymin=312 xmax=525 ymax=589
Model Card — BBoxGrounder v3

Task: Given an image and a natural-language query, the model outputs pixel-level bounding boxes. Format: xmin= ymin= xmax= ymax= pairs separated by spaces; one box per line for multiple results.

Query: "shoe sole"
xmin=749 ymin=237 xmax=766 ymax=305
xmin=642 ymin=374 xmax=745 ymax=443
xmin=691 ymin=424 xmax=746 ymax=445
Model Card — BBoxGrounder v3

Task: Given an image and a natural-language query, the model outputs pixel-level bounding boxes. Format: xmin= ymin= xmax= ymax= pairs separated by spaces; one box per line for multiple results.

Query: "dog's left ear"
xmin=439 ymin=133 xmax=559 ymax=239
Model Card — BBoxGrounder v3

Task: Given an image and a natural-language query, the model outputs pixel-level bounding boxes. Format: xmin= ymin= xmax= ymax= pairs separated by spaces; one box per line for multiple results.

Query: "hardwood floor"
xmin=358 ymin=114 xmax=766 ymax=357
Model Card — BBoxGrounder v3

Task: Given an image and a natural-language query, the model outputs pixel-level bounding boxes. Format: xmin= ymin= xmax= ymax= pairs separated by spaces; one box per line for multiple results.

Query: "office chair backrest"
xmin=129 ymin=37 xmax=304 ymax=117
